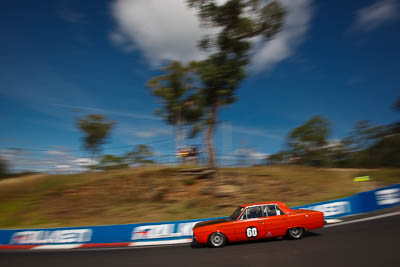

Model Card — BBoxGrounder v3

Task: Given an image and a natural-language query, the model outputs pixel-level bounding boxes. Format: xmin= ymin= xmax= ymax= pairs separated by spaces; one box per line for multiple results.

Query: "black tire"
xmin=208 ymin=232 xmax=227 ymax=248
xmin=191 ymin=240 xmax=203 ymax=248
xmin=287 ymin=227 xmax=304 ymax=240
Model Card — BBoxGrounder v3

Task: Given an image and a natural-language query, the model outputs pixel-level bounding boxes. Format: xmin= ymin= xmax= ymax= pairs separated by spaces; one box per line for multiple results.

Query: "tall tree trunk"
xmin=206 ymin=103 xmax=217 ymax=168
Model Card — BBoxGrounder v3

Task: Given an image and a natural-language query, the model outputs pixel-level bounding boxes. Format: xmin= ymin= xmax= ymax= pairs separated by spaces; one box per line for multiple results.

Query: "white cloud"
xmin=109 ymin=32 xmax=135 ymax=52
xmin=0 ymin=148 xmax=98 ymax=173
xmin=45 ymin=150 xmax=67 ymax=156
xmin=110 ymin=0 xmax=313 ymax=71
xmin=233 ymin=125 xmax=283 ymax=140
xmin=231 ymin=149 xmax=269 ymax=165
xmin=109 ymin=31 xmax=127 ymax=46
xmin=349 ymin=0 xmax=399 ymax=32
xmin=73 ymin=158 xmax=98 ymax=166
xmin=134 ymin=131 xmax=157 ymax=138
xmin=55 ymin=164 xmax=71 ymax=169
xmin=251 ymin=0 xmax=314 ymax=71
xmin=59 ymin=7 xmax=86 ymax=24
xmin=133 ymin=129 xmax=171 ymax=138
xmin=0 ymin=149 xmax=29 ymax=163
xmin=110 ymin=0 xmax=210 ymax=66
xmin=250 ymin=151 xmax=269 ymax=158
xmin=53 ymin=103 xmax=160 ymax=121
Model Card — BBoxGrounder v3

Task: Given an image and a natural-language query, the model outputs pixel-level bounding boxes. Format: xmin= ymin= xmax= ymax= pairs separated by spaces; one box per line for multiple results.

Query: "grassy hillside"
xmin=0 ymin=166 xmax=399 ymax=229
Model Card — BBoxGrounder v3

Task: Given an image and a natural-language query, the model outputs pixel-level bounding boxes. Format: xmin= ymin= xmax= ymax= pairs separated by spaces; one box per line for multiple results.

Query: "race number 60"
xmin=246 ymin=227 xmax=258 ymax=238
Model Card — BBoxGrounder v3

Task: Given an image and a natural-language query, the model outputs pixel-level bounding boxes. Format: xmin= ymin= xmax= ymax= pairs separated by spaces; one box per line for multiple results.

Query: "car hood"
xmin=194 ymin=218 xmax=230 ymax=229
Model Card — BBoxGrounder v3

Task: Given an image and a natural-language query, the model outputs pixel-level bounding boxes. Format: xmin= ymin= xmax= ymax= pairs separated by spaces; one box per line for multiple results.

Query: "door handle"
xmin=258 ymin=221 xmax=264 ymax=224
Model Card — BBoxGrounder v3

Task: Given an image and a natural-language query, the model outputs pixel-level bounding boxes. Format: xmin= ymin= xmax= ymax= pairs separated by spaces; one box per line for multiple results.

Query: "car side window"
xmin=247 ymin=206 xmax=263 ymax=219
xmin=241 ymin=206 xmax=263 ymax=220
xmin=276 ymin=205 xmax=285 ymax=215
xmin=263 ymin=205 xmax=285 ymax=216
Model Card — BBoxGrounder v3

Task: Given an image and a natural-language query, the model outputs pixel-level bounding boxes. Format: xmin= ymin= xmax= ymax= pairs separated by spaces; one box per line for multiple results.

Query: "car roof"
xmin=240 ymin=201 xmax=286 ymax=208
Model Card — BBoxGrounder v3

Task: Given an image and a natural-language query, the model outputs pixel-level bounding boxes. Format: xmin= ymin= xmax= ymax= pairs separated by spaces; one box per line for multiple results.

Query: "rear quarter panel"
xmin=287 ymin=209 xmax=324 ymax=230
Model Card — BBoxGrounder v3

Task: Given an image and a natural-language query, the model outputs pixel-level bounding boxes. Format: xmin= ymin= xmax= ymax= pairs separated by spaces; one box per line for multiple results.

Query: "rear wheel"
xmin=287 ymin=227 xmax=304 ymax=240
xmin=208 ymin=232 xmax=227 ymax=248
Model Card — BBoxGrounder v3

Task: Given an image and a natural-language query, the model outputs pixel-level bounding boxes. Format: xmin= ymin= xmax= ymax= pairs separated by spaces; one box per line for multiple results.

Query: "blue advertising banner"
xmin=0 ymin=217 xmax=224 ymax=248
xmin=292 ymin=196 xmax=355 ymax=218
xmin=293 ymin=183 xmax=400 ymax=218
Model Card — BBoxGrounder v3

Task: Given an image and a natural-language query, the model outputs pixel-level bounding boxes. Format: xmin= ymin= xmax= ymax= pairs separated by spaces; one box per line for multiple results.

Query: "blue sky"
xmin=0 ymin=0 xmax=399 ymax=171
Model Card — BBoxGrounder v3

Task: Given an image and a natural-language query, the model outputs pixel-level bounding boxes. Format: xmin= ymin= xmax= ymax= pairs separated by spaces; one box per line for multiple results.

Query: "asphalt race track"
xmin=1 ymin=210 xmax=400 ymax=267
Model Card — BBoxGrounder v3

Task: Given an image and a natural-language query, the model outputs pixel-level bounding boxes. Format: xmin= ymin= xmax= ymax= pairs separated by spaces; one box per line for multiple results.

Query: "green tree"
xmin=324 ymin=141 xmax=353 ymax=168
xmin=187 ymin=0 xmax=285 ymax=167
xmin=76 ymin=114 xmax=115 ymax=158
xmin=0 ymin=157 xmax=8 ymax=178
xmin=125 ymin=144 xmax=155 ymax=165
xmin=287 ymin=116 xmax=331 ymax=166
xmin=266 ymin=151 xmax=289 ymax=165
xmin=343 ymin=98 xmax=400 ymax=167
xmin=393 ymin=96 xmax=400 ymax=135
xmin=344 ymin=120 xmax=385 ymax=152
xmin=364 ymin=134 xmax=400 ymax=167
xmin=95 ymin=154 xmax=128 ymax=170
xmin=148 ymin=61 xmax=203 ymax=150
xmin=393 ymin=96 xmax=400 ymax=112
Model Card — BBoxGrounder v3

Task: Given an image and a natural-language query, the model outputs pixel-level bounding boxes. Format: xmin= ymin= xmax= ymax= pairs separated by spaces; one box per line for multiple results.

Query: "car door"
xmin=231 ymin=205 xmax=266 ymax=242
xmin=261 ymin=204 xmax=288 ymax=237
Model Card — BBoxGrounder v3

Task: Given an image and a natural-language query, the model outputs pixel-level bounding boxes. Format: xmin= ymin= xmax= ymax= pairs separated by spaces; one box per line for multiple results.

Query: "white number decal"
xmin=246 ymin=227 xmax=258 ymax=238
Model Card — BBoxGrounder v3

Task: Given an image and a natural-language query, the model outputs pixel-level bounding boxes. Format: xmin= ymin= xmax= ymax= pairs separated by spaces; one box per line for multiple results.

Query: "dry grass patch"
xmin=0 ymin=166 xmax=397 ymax=228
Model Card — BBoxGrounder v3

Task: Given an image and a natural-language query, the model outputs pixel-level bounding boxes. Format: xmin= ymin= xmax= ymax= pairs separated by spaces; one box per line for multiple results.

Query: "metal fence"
xmin=0 ymin=148 xmax=268 ymax=174
xmin=158 ymin=153 xmax=267 ymax=167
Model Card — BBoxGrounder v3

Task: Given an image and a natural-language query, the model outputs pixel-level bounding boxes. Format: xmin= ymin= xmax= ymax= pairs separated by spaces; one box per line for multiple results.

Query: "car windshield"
xmin=229 ymin=206 xmax=244 ymax=221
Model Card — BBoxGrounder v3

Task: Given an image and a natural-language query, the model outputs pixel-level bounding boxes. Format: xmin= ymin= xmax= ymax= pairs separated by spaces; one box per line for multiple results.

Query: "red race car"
xmin=192 ymin=201 xmax=324 ymax=248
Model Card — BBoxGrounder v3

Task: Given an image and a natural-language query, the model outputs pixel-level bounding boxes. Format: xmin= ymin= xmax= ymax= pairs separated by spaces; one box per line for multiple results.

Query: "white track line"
xmin=324 ymin=211 xmax=400 ymax=228
xmin=325 ymin=219 xmax=342 ymax=224
xmin=31 ymin=244 xmax=82 ymax=250
xmin=129 ymin=238 xmax=192 ymax=247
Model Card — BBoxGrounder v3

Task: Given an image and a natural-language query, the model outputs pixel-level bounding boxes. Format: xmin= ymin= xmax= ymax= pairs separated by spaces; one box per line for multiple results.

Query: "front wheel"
xmin=208 ymin=232 xmax=227 ymax=248
xmin=287 ymin=227 xmax=304 ymax=240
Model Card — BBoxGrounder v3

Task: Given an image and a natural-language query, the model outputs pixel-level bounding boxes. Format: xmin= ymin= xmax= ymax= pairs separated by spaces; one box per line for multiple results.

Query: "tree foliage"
xmin=76 ymin=114 xmax=115 ymax=157
xmin=345 ymin=120 xmax=400 ymax=168
xmin=148 ymin=61 xmax=203 ymax=147
xmin=393 ymin=96 xmax=400 ymax=112
xmin=96 ymin=154 xmax=128 ymax=170
xmin=0 ymin=157 xmax=8 ymax=178
xmin=343 ymin=120 xmax=385 ymax=152
xmin=148 ymin=61 xmax=203 ymax=127
xmin=125 ymin=144 xmax=155 ymax=165
xmin=361 ymin=133 xmax=400 ymax=167
xmin=286 ymin=116 xmax=331 ymax=166
xmin=92 ymin=145 xmax=155 ymax=170
xmin=266 ymin=151 xmax=289 ymax=165
xmin=272 ymin=104 xmax=399 ymax=168
xmin=338 ymin=98 xmax=400 ymax=167
xmin=187 ymin=0 xmax=286 ymax=167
